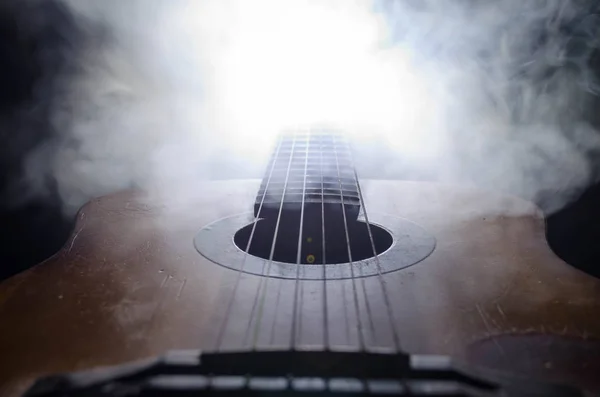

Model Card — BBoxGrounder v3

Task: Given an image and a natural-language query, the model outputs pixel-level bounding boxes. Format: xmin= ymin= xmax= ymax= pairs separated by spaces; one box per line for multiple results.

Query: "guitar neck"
xmin=254 ymin=131 xmax=361 ymax=221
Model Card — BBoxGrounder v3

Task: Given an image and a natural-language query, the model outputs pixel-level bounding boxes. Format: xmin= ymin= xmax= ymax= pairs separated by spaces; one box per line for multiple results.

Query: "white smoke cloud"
xmin=381 ymin=0 xmax=600 ymax=212
xmin=25 ymin=0 xmax=600 ymax=214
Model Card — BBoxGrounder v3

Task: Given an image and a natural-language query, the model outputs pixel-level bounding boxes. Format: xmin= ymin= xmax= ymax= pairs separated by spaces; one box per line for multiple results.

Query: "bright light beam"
xmin=187 ymin=0 xmax=437 ymax=161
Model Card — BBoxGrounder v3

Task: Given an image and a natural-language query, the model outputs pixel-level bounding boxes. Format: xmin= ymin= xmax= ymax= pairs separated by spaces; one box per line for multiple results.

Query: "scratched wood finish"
xmin=1 ymin=180 xmax=600 ymax=396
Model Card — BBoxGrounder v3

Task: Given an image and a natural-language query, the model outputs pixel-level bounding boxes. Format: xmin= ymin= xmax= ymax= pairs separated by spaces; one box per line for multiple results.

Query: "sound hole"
xmin=233 ymin=207 xmax=393 ymax=264
xmin=195 ymin=212 xmax=435 ymax=279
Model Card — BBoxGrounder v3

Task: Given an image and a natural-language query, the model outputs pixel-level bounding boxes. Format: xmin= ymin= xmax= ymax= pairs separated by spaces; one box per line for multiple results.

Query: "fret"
xmin=276 ymin=143 xmax=351 ymax=149
xmin=261 ymin=177 xmax=357 ymax=183
xmin=260 ymin=180 xmax=358 ymax=191
xmin=263 ymin=194 xmax=360 ymax=204
xmin=267 ymin=163 xmax=355 ymax=171
xmin=270 ymin=148 xmax=351 ymax=154
xmin=277 ymin=143 xmax=351 ymax=149
xmin=277 ymin=139 xmax=350 ymax=146
xmin=273 ymin=159 xmax=354 ymax=166
xmin=280 ymin=139 xmax=348 ymax=143
xmin=257 ymin=187 xmax=359 ymax=196
xmin=257 ymin=187 xmax=360 ymax=197
xmin=267 ymin=170 xmax=356 ymax=179
xmin=259 ymin=183 xmax=358 ymax=193
xmin=259 ymin=188 xmax=358 ymax=198
xmin=268 ymin=154 xmax=352 ymax=164
xmin=268 ymin=169 xmax=354 ymax=176
xmin=257 ymin=192 xmax=360 ymax=203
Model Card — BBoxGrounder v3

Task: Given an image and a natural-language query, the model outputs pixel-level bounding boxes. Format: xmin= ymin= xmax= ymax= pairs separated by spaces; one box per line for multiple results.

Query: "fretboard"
xmin=254 ymin=131 xmax=361 ymax=220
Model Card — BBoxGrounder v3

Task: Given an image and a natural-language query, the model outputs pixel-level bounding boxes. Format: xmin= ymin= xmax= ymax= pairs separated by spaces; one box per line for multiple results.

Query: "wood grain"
xmin=0 ymin=180 xmax=599 ymax=395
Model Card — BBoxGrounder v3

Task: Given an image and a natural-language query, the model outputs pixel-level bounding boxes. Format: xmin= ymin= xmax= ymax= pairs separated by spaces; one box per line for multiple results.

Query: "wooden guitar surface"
xmin=1 ymin=180 xmax=599 ymax=396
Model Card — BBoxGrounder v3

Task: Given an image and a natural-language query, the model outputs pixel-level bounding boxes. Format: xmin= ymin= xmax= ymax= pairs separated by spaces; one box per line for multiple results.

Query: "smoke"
xmin=377 ymin=0 xmax=600 ymax=213
xmin=14 ymin=0 xmax=600 ymax=214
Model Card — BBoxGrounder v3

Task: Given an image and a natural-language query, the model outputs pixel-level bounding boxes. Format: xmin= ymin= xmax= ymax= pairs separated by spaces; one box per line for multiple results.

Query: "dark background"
xmin=0 ymin=1 xmax=599 ymax=281
xmin=0 ymin=0 xmax=81 ymax=281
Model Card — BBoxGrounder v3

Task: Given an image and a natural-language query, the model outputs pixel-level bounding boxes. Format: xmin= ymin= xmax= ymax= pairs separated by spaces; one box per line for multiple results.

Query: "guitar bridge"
xmin=24 ymin=349 xmax=582 ymax=396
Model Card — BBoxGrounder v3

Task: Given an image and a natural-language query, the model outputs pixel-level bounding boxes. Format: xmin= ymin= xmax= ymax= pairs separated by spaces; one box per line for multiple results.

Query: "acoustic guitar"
xmin=1 ymin=130 xmax=599 ymax=396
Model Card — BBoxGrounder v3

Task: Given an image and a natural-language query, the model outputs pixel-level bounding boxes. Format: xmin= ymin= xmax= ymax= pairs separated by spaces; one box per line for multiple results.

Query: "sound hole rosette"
xmin=194 ymin=212 xmax=436 ymax=280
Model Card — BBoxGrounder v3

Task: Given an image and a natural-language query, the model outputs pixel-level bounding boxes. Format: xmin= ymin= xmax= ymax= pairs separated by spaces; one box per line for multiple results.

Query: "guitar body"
xmin=1 ymin=179 xmax=600 ymax=396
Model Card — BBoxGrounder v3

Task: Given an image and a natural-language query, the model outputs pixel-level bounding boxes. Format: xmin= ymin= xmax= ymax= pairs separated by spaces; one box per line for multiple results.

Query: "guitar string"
xmin=334 ymin=136 xmax=381 ymax=395
xmin=335 ymin=135 xmax=377 ymax=345
xmin=332 ymin=135 xmax=365 ymax=350
xmin=248 ymin=132 xmax=298 ymax=349
xmin=213 ymin=135 xmax=284 ymax=351
xmin=341 ymin=281 xmax=351 ymax=343
xmin=347 ymin=151 xmax=408 ymax=397
xmin=348 ymin=143 xmax=401 ymax=351
xmin=268 ymin=131 xmax=312 ymax=347
xmin=289 ymin=130 xmax=311 ymax=349
xmin=320 ymin=134 xmax=330 ymax=349
xmin=333 ymin=135 xmax=374 ymax=397
xmin=246 ymin=132 xmax=296 ymax=347
xmin=268 ymin=268 xmax=284 ymax=345
xmin=215 ymin=131 xmax=391 ymax=353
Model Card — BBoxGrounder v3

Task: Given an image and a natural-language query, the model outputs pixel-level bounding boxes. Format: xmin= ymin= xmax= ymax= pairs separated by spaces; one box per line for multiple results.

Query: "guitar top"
xmin=1 ymin=132 xmax=600 ymax=396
